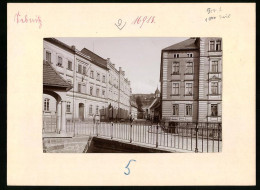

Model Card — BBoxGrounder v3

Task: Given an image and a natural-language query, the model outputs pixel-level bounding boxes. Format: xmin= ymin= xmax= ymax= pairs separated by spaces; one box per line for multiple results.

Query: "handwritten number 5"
xmin=124 ymin=159 xmax=136 ymax=175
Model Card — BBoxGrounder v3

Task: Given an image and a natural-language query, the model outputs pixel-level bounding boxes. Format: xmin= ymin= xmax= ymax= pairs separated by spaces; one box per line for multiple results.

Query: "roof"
xmin=44 ymin=38 xmax=75 ymax=53
xmin=43 ymin=61 xmax=72 ymax=91
xmin=44 ymin=38 xmax=108 ymax=70
xmin=80 ymin=48 xmax=108 ymax=69
xmin=163 ymin=38 xmax=199 ymax=51
xmin=130 ymin=101 xmax=138 ymax=108
xmin=150 ymin=98 xmax=160 ymax=110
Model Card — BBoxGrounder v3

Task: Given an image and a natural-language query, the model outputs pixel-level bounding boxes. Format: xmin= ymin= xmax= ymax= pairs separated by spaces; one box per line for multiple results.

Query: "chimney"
xmin=71 ymin=45 xmax=76 ymax=50
xmin=112 ymin=63 xmax=115 ymax=67
xmin=119 ymin=67 xmax=122 ymax=72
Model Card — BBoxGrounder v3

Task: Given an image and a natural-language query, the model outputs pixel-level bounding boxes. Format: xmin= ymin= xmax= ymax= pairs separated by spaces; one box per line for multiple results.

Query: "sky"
xmin=57 ymin=37 xmax=188 ymax=94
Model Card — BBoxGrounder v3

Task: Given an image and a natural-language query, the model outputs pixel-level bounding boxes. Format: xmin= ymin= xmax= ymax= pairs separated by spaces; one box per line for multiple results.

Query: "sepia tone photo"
xmin=42 ymin=37 xmax=222 ymax=153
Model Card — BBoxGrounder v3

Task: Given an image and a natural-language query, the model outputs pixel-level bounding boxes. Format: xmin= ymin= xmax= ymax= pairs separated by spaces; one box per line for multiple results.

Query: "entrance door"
xmin=79 ymin=103 xmax=84 ymax=121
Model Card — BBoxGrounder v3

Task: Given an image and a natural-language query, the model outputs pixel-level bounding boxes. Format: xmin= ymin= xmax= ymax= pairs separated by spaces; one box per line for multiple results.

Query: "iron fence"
xmin=66 ymin=121 xmax=222 ymax=153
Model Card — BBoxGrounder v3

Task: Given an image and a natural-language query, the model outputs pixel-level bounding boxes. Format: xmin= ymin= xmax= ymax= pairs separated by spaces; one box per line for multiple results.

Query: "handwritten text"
xmin=205 ymin=7 xmax=231 ymax=22
xmin=124 ymin=159 xmax=136 ymax=175
xmin=14 ymin=11 xmax=42 ymax=29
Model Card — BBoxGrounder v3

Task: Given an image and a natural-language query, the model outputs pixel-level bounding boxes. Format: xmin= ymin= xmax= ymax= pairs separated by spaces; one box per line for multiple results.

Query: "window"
xmin=46 ymin=51 xmax=51 ymax=63
xmin=66 ymin=102 xmax=71 ymax=112
xmin=186 ymin=104 xmax=192 ymax=116
xmin=102 ymin=75 xmax=106 ymax=83
xmin=209 ymin=41 xmax=215 ymax=51
xmin=83 ymin=66 xmax=86 ymax=75
xmin=96 ymin=88 xmax=100 ymax=97
xmin=82 ymin=84 xmax=86 ymax=94
xmin=172 ymin=83 xmax=179 ymax=95
xmin=67 ymin=61 xmax=72 ymax=70
xmin=102 ymin=90 xmax=105 ymax=96
xmin=211 ymin=61 xmax=218 ymax=72
xmin=211 ymin=104 xmax=218 ymax=116
xmin=209 ymin=40 xmax=222 ymax=51
xmin=173 ymin=104 xmax=179 ymax=116
xmin=57 ymin=56 xmax=62 ymax=67
xmin=187 ymin=53 xmax=193 ymax=57
xmin=96 ymin=106 xmax=99 ymax=114
xmin=78 ymin=83 xmax=81 ymax=93
xmin=89 ymin=105 xmax=93 ymax=114
xmin=216 ymin=40 xmax=221 ymax=51
xmin=174 ymin=54 xmax=179 ymax=58
xmin=101 ymin=106 xmax=105 ymax=115
xmin=90 ymin=86 xmax=93 ymax=95
xmin=90 ymin=70 xmax=94 ymax=78
xmin=97 ymin=73 xmax=100 ymax=81
xmin=211 ymin=82 xmax=218 ymax=95
xmin=78 ymin=64 xmax=82 ymax=74
xmin=172 ymin=62 xmax=179 ymax=74
xmin=44 ymin=98 xmax=50 ymax=111
xmin=185 ymin=83 xmax=193 ymax=95
xmin=186 ymin=62 xmax=193 ymax=74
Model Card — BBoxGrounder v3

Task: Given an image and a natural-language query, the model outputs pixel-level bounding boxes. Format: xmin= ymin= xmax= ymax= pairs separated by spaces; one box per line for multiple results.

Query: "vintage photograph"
xmin=42 ymin=37 xmax=222 ymax=153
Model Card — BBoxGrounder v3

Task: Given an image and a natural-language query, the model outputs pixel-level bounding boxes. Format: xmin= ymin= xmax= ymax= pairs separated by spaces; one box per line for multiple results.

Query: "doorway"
xmin=79 ymin=103 xmax=84 ymax=121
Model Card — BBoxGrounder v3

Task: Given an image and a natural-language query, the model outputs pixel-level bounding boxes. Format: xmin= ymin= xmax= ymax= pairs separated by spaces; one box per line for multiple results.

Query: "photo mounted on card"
xmin=7 ymin=3 xmax=255 ymax=186
xmin=42 ymin=37 xmax=222 ymax=153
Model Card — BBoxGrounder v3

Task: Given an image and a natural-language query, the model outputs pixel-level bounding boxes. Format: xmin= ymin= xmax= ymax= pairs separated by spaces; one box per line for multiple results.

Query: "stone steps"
xmin=43 ymin=136 xmax=90 ymax=153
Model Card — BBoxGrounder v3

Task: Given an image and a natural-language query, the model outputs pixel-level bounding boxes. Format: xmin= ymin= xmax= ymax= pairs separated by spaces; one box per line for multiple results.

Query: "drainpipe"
xmin=73 ymin=49 xmax=76 ymax=136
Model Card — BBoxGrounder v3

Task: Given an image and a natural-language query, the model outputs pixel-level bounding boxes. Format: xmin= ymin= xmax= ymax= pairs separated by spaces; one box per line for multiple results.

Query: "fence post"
xmin=130 ymin=122 xmax=132 ymax=143
xmin=156 ymin=123 xmax=159 ymax=148
xmin=111 ymin=122 xmax=113 ymax=139
xmin=195 ymin=122 xmax=198 ymax=153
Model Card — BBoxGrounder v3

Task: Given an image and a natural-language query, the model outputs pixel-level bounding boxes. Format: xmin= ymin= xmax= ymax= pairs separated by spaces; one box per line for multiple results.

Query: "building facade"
xmin=160 ymin=38 xmax=222 ymax=125
xmin=43 ymin=38 xmax=131 ymax=123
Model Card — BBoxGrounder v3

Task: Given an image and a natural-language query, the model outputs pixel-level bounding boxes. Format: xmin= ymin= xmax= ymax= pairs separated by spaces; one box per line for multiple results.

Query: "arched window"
xmin=44 ymin=98 xmax=50 ymax=111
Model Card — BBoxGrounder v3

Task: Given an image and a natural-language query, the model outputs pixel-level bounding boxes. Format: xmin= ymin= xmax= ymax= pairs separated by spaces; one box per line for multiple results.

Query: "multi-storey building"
xmin=43 ymin=38 xmax=131 ymax=124
xmin=160 ymin=37 xmax=222 ymax=126
xmin=107 ymin=59 xmax=131 ymax=120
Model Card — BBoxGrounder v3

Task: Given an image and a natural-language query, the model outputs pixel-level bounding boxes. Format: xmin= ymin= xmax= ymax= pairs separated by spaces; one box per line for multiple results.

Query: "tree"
xmin=136 ymin=96 xmax=143 ymax=109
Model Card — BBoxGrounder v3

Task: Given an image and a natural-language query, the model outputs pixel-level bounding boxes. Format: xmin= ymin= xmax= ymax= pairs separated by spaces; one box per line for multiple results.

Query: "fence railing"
xmin=66 ymin=121 xmax=222 ymax=153
xmin=42 ymin=115 xmax=58 ymax=133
